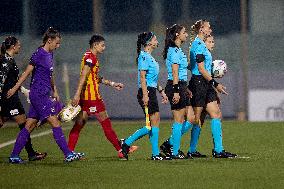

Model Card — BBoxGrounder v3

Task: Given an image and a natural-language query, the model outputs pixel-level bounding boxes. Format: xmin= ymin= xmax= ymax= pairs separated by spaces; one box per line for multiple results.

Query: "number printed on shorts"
xmin=89 ymin=106 xmax=97 ymax=113
xmin=51 ymin=107 xmax=55 ymax=113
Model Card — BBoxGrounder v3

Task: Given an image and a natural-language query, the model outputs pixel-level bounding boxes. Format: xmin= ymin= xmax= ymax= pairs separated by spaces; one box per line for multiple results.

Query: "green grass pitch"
xmin=0 ymin=121 xmax=283 ymax=189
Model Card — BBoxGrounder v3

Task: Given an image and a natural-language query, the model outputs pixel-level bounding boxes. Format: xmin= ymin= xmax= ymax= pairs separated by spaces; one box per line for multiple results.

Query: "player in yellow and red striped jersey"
xmin=80 ymin=51 xmax=101 ymax=101
xmin=68 ymin=34 xmax=137 ymax=159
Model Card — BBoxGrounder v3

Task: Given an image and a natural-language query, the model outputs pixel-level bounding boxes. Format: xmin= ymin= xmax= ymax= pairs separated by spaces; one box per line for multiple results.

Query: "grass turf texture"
xmin=0 ymin=121 xmax=283 ymax=189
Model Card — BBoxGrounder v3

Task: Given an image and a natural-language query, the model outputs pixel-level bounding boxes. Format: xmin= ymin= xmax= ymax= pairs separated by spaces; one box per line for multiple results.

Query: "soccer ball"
xmin=212 ymin=60 xmax=227 ymax=78
xmin=58 ymin=104 xmax=81 ymax=122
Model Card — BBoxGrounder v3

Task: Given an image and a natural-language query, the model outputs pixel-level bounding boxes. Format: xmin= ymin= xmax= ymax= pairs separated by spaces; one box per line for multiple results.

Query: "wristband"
xmin=110 ymin=81 xmax=115 ymax=87
xmin=98 ymin=75 xmax=104 ymax=83
xmin=209 ymin=79 xmax=219 ymax=88
xmin=20 ymin=86 xmax=30 ymax=94
xmin=157 ymin=85 xmax=164 ymax=93
xmin=173 ymin=84 xmax=179 ymax=93
xmin=158 ymin=89 xmax=164 ymax=93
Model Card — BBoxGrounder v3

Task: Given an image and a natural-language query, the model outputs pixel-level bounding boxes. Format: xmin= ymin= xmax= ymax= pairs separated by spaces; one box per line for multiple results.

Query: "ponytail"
xmin=136 ymin=32 xmax=154 ymax=65
xmin=136 ymin=33 xmax=143 ymax=64
xmin=189 ymin=24 xmax=196 ymax=48
xmin=163 ymin=27 xmax=172 ymax=60
xmin=1 ymin=36 xmax=18 ymax=56
xmin=41 ymin=27 xmax=61 ymax=47
xmin=1 ymin=41 xmax=6 ymax=56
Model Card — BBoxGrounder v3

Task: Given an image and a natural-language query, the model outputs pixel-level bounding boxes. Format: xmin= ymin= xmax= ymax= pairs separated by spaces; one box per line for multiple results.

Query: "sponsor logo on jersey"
xmin=266 ymin=101 xmax=284 ymax=121
xmin=51 ymin=107 xmax=55 ymax=113
xmin=10 ymin=109 xmax=19 ymax=116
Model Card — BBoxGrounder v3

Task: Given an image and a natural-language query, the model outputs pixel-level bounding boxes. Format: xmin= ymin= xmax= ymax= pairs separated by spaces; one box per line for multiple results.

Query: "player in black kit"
xmin=0 ymin=36 xmax=46 ymax=161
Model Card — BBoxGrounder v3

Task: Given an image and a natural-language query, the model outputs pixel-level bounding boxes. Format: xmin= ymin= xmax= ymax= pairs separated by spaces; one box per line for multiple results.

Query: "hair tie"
xmin=145 ymin=32 xmax=154 ymax=45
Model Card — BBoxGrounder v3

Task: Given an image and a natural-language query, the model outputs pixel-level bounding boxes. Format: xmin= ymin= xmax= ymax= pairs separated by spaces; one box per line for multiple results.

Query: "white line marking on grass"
xmin=236 ymin=156 xmax=250 ymax=159
xmin=0 ymin=127 xmax=71 ymax=149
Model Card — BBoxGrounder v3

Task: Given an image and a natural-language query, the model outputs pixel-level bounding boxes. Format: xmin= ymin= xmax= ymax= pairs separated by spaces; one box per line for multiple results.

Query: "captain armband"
xmin=196 ymin=54 xmax=205 ymax=63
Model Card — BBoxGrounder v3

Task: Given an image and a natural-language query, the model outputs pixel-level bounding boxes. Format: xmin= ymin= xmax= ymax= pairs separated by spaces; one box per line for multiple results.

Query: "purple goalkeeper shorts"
xmin=28 ymin=94 xmax=64 ymax=122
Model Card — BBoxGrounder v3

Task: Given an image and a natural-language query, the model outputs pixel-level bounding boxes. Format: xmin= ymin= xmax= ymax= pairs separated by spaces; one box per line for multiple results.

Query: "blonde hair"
xmin=204 ymin=34 xmax=213 ymax=42
xmin=189 ymin=19 xmax=208 ymax=47
xmin=188 ymin=19 xmax=208 ymax=66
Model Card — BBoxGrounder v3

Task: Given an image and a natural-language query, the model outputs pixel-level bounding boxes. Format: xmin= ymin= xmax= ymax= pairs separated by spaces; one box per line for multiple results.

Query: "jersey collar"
xmin=195 ymin=36 xmax=206 ymax=45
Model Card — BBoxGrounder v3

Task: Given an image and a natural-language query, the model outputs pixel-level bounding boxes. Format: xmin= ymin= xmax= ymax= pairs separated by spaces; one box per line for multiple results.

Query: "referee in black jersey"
xmin=0 ymin=36 xmax=46 ymax=161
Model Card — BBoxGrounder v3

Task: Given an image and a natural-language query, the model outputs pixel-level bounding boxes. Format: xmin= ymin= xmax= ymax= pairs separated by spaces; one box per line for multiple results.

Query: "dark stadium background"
xmin=0 ymin=0 xmax=245 ymax=35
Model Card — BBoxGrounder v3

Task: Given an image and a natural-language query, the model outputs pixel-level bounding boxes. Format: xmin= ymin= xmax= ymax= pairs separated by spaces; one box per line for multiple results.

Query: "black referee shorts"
xmin=0 ymin=95 xmax=25 ymax=118
xmin=189 ymin=75 xmax=218 ymax=107
xmin=137 ymin=87 xmax=159 ymax=115
xmin=165 ymin=80 xmax=191 ymax=110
